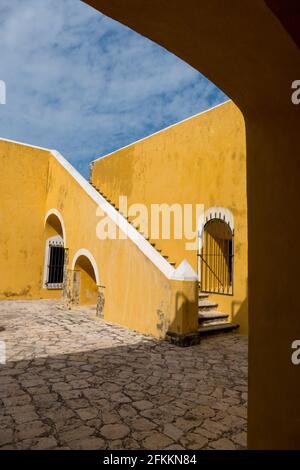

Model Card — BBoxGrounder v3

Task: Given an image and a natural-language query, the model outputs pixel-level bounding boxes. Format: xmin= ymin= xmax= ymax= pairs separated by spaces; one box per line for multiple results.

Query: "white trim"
xmin=198 ymin=206 xmax=234 ymax=238
xmin=0 ymin=137 xmax=195 ymax=282
xmin=170 ymin=260 xmax=198 ymax=281
xmin=44 ymin=208 xmax=67 ymax=247
xmin=72 ymin=249 xmax=100 ymax=286
xmin=43 ymin=235 xmax=64 ymax=288
xmin=51 ymin=149 xmax=179 ymax=280
xmin=1 ymin=101 xmax=230 ymax=160
xmin=0 ymin=137 xmax=53 ymax=152
xmin=91 ymin=100 xmax=231 ymax=163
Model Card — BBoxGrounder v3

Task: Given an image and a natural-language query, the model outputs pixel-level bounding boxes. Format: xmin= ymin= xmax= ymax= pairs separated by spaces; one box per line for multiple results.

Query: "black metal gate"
xmin=199 ymin=218 xmax=234 ymax=295
xmin=46 ymin=242 xmax=65 ymax=288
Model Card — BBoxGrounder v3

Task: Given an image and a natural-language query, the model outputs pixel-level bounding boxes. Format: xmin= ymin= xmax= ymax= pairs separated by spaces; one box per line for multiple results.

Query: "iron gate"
xmin=198 ymin=218 xmax=234 ymax=295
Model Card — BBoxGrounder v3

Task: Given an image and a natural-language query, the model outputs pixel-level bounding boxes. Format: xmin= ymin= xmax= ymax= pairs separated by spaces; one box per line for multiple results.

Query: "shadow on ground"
xmin=0 ymin=300 xmax=248 ymax=450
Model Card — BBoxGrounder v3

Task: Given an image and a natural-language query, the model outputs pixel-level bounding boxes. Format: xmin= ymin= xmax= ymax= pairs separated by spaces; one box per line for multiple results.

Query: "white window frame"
xmin=43 ymin=235 xmax=64 ymax=289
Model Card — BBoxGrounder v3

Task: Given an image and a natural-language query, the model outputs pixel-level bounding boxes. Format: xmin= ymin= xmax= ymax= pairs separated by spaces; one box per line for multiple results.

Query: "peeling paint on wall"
xmin=96 ymin=286 xmax=105 ymax=318
xmin=156 ymin=307 xmax=170 ymax=338
xmin=1 ymin=285 xmax=31 ymax=298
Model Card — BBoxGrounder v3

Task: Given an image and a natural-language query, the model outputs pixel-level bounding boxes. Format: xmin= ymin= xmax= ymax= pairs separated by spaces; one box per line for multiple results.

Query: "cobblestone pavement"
xmin=0 ymin=300 xmax=247 ymax=450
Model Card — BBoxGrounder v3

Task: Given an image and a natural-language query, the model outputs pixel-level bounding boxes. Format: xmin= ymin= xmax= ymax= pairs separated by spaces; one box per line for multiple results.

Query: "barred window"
xmin=45 ymin=239 xmax=65 ymax=289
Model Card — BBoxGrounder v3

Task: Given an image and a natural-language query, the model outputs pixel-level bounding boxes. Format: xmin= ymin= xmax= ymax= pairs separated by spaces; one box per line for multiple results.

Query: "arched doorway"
xmin=43 ymin=210 xmax=66 ymax=289
xmin=72 ymin=250 xmax=99 ymax=305
xmin=201 ymin=219 xmax=234 ymax=295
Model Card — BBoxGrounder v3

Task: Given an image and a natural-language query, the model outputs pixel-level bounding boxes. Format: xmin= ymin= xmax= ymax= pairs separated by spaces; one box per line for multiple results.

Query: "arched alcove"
xmin=72 ymin=250 xmax=99 ymax=305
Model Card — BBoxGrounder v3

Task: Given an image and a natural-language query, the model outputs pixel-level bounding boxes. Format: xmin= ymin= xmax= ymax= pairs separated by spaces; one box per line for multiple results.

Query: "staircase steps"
xmin=199 ymin=322 xmax=239 ymax=336
xmin=198 ymin=290 xmax=239 ymax=335
xmin=198 ymin=299 xmax=218 ymax=310
xmin=90 ymin=182 xmax=177 ymax=269
xmin=198 ymin=292 xmax=209 ymax=300
xmin=198 ymin=310 xmax=229 ymax=326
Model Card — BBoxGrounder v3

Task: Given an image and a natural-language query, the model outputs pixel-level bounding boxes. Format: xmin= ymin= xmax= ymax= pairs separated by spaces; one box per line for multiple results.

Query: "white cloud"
xmin=0 ymin=0 xmax=227 ymax=176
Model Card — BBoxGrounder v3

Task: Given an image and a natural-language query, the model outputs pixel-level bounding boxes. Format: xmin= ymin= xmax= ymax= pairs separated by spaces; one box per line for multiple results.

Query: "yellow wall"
xmin=0 ymin=138 xmax=197 ymax=338
xmin=0 ymin=102 xmax=247 ymax=335
xmin=91 ymin=101 xmax=248 ymax=332
xmin=45 ymin=154 xmax=197 ymax=337
xmin=74 ymin=256 xmax=98 ymax=305
xmin=0 ymin=141 xmax=59 ymax=300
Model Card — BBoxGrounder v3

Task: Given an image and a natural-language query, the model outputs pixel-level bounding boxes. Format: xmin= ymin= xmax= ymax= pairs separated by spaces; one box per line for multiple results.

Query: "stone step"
xmin=198 ymin=299 xmax=218 ymax=310
xmin=198 ymin=310 xmax=229 ymax=326
xmin=198 ymin=292 xmax=209 ymax=300
xmin=199 ymin=322 xmax=239 ymax=336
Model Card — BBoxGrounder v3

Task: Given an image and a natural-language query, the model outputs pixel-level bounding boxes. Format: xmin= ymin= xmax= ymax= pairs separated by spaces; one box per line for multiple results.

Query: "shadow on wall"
xmin=45 ymin=214 xmax=64 ymax=240
xmin=231 ymin=284 xmax=248 ymax=335
xmin=164 ymin=283 xmax=199 ymax=345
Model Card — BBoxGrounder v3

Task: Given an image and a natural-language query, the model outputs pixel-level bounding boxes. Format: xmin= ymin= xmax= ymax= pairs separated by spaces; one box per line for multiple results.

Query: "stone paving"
xmin=0 ymin=300 xmax=248 ymax=450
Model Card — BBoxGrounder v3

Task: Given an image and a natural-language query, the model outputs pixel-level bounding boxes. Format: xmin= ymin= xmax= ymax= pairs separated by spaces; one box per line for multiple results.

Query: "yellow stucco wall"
xmin=0 ymin=141 xmax=59 ymax=300
xmin=0 ymin=100 xmax=246 ymax=335
xmin=45 ymin=154 xmax=197 ymax=337
xmin=91 ymin=101 xmax=248 ymax=332
xmin=0 ymin=138 xmax=197 ymax=338
xmin=73 ymin=256 xmax=98 ymax=306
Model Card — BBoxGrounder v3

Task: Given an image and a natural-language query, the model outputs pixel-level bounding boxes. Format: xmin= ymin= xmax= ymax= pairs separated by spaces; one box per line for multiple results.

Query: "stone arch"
xmin=71 ymin=249 xmax=100 ymax=306
xmin=198 ymin=206 xmax=234 ymax=248
xmin=44 ymin=208 xmax=67 ymax=247
xmin=71 ymin=249 xmax=100 ymax=285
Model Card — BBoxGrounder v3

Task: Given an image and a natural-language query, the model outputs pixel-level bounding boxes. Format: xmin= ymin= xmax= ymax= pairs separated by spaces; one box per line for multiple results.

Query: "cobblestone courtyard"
xmin=0 ymin=300 xmax=247 ymax=450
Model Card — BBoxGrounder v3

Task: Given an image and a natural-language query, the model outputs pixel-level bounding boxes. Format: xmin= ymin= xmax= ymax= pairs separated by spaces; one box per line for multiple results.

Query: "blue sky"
xmin=0 ymin=0 xmax=227 ymax=178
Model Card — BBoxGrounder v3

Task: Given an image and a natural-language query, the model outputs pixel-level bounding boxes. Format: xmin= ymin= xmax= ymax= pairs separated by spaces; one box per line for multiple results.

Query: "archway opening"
xmin=44 ymin=212 xmax=65 ymax=289
xmin=201 ymin=218 xmax=233 ymax=295
xmin=73 ymin=255 xmax=98 ymax=305
xmin=45 ymin=214 xmax=64 ymax=239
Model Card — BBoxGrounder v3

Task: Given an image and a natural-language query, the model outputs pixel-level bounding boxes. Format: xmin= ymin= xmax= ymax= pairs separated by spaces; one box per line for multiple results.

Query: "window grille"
xmin=46 ymin=241 xmax=65 ymax=289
